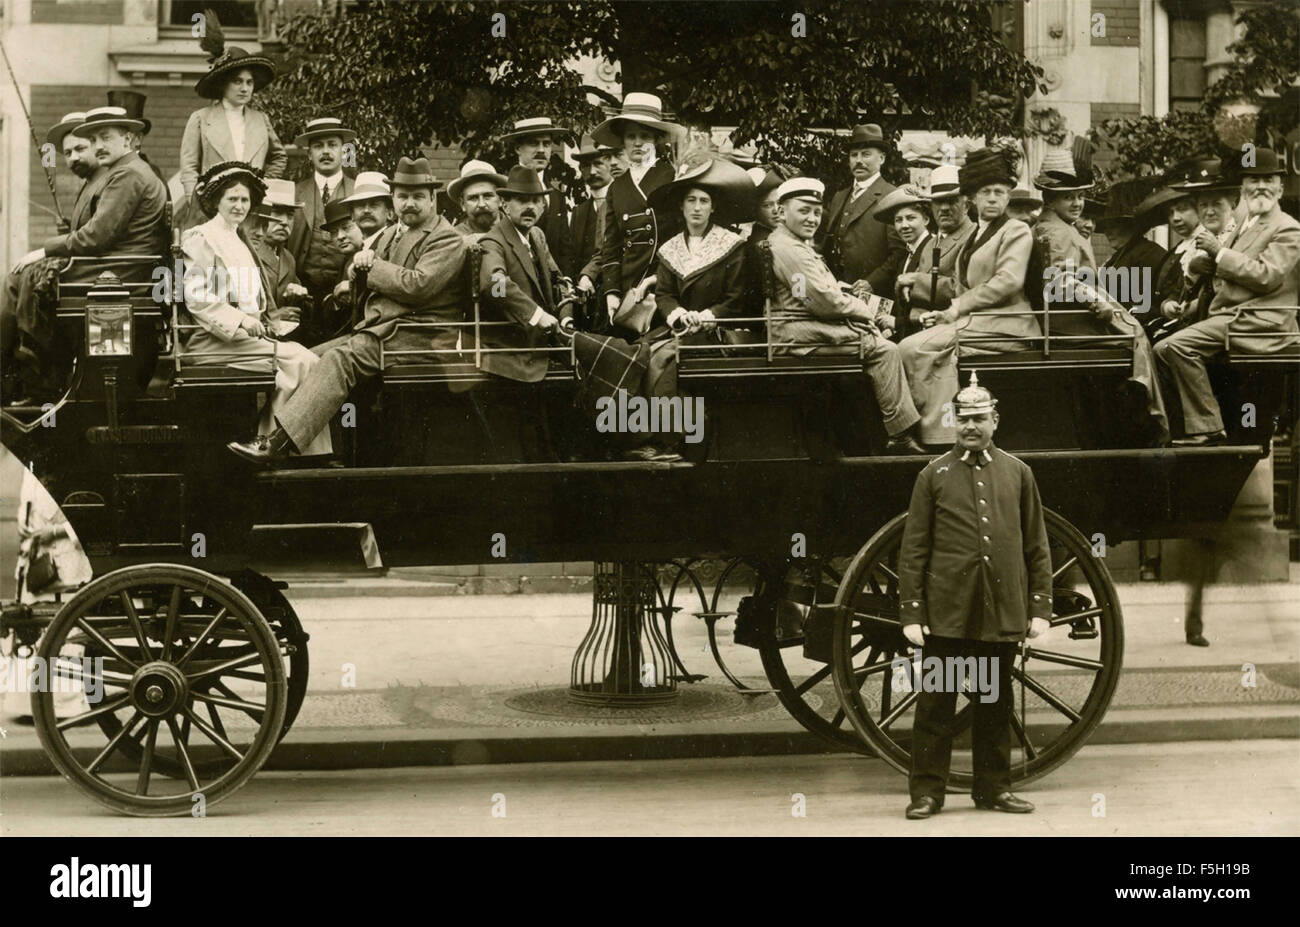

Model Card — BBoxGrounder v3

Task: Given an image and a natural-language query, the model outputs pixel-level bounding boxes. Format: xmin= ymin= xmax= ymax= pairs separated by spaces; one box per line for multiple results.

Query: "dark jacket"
xmin=898 ymin=445 xmax=1053 ymax=642
xmin=477 ymin=216 xmax=569 ymax=382
xmin=654 ymin=226 xmax=747 ymax=323
xmin=286 ymin=173 xmax=356 ymax=291
xmin=600 ymin=161 xmax=680 ymax=301
xmin=568 ymin=189 xmax=609 ymax=281
xmin=1103 ymin=235 xmax=1168 ymax=312
xmin=819 ymin=175 xmax=905 ymax=293
xmin=533 ymin=167 xmax=572 ymax=276
xmin=352 ymin=213 xmax=467 ymax=345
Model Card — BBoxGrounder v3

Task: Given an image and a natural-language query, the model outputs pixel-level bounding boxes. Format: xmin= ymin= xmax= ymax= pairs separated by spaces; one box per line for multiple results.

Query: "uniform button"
xmin=977 ymin=481 xmax=984 ymax=487
xmin=982 ymin=555 xmax=990 ymax=561
xmin=979 ymin=499 xmax=987 ymax=505
xmin=911 ymin=602 xmax=919 ymax=608
xmin=983 ymin=535 xmax=991 ymax=542
xmin=981 ymin=516 xmax=989 ymax=522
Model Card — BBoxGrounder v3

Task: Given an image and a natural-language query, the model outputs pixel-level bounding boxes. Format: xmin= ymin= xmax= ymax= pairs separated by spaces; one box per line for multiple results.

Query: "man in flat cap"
xmin=899 ymin=372 xmax=1052 ymax=820
xmin=286 ymin=116 xmax=357 ymax=312
xmin=766 ymin=177 xmax=924 ymax=454
xmin=819 ymin=123 xmax=905 ymax=300
xmin=499 ymin=116 xmax=575 ymax=269
xmin=230 ymin=156 xmax=468 ymax=464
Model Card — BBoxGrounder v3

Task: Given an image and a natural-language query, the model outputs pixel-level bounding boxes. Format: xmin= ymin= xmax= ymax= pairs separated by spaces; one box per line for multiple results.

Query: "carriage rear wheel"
xmin=830 ymin=509 xmax=1123 ymax=789
xmin=33 ymin=564 xmax=285 ymax=817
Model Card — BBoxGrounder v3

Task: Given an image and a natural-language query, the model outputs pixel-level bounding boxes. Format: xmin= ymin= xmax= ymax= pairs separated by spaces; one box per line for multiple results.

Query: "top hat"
xmin=105 ymin=90 xmax=151 ymax=135
xmin=1170 ymin=159 xmax=1240 ymax=194
xmin=293 ymin=117 xmax=358 ymax=149
xmin=390 ymin=156 xmax=441 ymax=189
xmin=647 ymin=151 xmax=757 ymax=226
xmin=497 ymin=165 xmax=548 ymax=197
xmin=960 ymin=147 xmax=1017 ymax=196
xmin=775 ymin=177 xmax=825 ymax=205
xmin=872 ymin=184 xmax=931 ymax=223
xmin=72 ymin=106 xmax=145 ymax=138
xmin=321 ymin=199 xmax=356 ymax=229
xmin=953 ymin=370 xmax=997 ymax=415
xmin=340 ymin=171 xmax=393 ymax=206
xmin=928 ymin=164 xmax=962 ymax=200
xmin=592 ymin=93 xmax=686 ymax=149
xmin=1239 ymin=148 xmax=1287 ymax=177
xmin=845 ymin=123 xmax=891 ymax=154
xmin=259 ymin=177 xmax=304 ymax=213
xmin=448 ymin=160 xmax=507 ymax=201
xmin=1008 ymin=187 xmax=1044 ymax=209
xmin=46 ymin=111 xmax=87 ymax=149
xmin=1033 ymin=148 xmax=1094 ymax=193
xmin=498 ymin=116 xmax=575 ymax=147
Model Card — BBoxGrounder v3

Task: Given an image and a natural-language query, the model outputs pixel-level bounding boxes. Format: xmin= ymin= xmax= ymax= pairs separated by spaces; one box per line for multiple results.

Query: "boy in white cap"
xmin=765 ymin=177 xmax=924 ymax=454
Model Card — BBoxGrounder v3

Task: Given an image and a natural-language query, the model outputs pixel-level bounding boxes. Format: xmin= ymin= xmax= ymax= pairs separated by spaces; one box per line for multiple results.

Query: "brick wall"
xmin=1090 ymin=0 xmax=1140 ymax=47
xmin=1089 ymin=101 xmax=1140 ymax=180
xmin=31 ymin=0 xmax=123 ymax=25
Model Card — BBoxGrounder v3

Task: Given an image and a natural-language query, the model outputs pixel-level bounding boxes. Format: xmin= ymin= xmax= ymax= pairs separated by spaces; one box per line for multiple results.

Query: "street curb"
xmin=4 ymin=708 xmax=1295 ymax=777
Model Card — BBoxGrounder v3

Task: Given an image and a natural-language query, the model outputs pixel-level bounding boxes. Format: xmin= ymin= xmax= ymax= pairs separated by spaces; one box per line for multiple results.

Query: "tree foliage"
xmin=259 ymin=0 xmax=1042 ymax=191
xmin=1091 ymin=0 xmax=1299 ymax=181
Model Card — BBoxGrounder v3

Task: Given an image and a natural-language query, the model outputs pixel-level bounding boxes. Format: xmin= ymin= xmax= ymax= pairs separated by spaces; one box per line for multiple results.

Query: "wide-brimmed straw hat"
xmin=258 ymin=177 xmax=303 ymax=213
xmin=647 ymin=151 xmax=756 ymax=226
xmin=293 ymin=117 xmax=357 ymax=148
xmin=448 ymin=160 xmax=508 ymax=201
xmin=340 ymin=171 xmax=393 ymax=207
xmin=592 ymin=93 xmax=686 ymax=149
xmin=497 ymin=116 xmax=575 ymax=146
xmin=46 ymin=111 xmax=87 ymax=148
xmin=872 ymin=184 xmax=931 ymax=222
xmin=72 ymin=106 xmax=146 ymax=138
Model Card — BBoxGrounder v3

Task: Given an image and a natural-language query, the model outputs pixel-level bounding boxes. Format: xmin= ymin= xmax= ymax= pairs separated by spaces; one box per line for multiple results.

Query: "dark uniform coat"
xmin=898 ymin=444 xmax=1053 ymax=642
xmin=477 ymin=216 xmax=571 ymax=382
xmin=600 ymin=161 xmax=680 ymax=303
xmin=820 ymin=175 xmax=906 ymax=293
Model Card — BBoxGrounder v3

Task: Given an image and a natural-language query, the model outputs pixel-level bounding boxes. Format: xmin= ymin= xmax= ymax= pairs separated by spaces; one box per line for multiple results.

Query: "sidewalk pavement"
xmin=3 ymin=575 xmax=1297 ymax=776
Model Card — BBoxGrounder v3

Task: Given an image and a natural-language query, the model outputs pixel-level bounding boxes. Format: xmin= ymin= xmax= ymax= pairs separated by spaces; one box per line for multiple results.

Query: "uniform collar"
xmin=957 ymin=446 xmax=993 ymax=466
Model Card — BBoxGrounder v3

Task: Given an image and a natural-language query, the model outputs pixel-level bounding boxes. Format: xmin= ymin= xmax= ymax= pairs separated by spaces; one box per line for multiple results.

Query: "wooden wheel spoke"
xmin=830 ymin=708 xmax=846 ymax=729
xmin=181 ymin=706 xmax=245 ymax=762
xmin=118 ymin=591 xmax=154 ymax=661
xmin=1011 ymin=668 xmax=1082 ymax=723
xmin=74 ymin=619 xmax=140 ymax=671
xmin=55 ymin=693 xmax=131 ymax=731
xmin=184 ymin=650 xmax=263 ymax=681
xmin=224 ymin=670 xmax=268 ymax=683
xmin=1010 ymin=708 xmax=1038 ymax=759
xmin=52 ymin=658 xmax=133 ymax=688
xmin=164 ymin=717 xmax=202 ymax=791
xmin=1051 ymin=555 xmax=1079 ymax=582
xmin=879 ymin=690 xmax=918 ymax=731
xmin=87 ymin=711 xmax=144 ymax=773
xmin=175 ymin=608 xmax=229 ymax=669
xmin=794 ymin=662 xmax=833 ymax=696
xmin=193 ymin=687 xmax=265 ymax=722
xmin=161 ymin=585 xmax=183 ymax=662
xmin=1026 ymin=646 xmax=1104 ymax=672
xmin=875 ymin=563 xmax=899 ymax=584
xmin=136 ymin=719 xmax=159 ymax=795
xmin=206 ymin=700 xmax=229 ymax=742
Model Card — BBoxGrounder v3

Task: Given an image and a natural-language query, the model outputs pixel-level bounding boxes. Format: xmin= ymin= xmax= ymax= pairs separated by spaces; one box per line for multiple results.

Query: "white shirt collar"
xmin=315 ymin=171 xmax=341 ymax=195
xmin=629 ymin=155 xmax=658 ymax=185
xmin=853 ymin=173 xmax=879 ymax=193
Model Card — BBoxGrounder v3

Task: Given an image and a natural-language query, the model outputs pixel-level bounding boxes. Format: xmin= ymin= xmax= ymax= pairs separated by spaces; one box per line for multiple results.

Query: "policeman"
xmin=898 ymin=372 xmax=1053 ymax=819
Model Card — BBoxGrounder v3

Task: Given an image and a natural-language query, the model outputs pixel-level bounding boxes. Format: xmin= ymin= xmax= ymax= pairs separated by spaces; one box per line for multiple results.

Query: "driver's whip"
xmin=1 ymin=38 xmax=68 ymax=232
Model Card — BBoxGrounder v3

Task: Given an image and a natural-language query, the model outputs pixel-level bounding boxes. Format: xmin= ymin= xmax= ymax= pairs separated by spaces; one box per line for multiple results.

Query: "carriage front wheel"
xmin=32 ymin=564 xmax=286 ymax=817
xmin=830 ymin=509 xmax=1123 ymax=789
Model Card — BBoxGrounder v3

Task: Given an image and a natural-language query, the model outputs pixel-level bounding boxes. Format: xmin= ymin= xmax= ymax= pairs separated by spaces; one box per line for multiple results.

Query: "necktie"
xmin=321 ymin=182 xmax=331 ymax=205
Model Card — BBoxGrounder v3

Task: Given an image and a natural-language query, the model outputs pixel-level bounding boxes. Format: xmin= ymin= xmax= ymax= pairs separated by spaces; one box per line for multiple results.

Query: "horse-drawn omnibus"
xmin=3 ymin=231 xmax=1295 ymax=817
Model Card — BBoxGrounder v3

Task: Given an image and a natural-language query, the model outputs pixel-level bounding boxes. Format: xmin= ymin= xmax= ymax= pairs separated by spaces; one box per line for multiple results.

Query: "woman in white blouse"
xmin=181 ymin=163 xmax=330 ymax=456
xmin=176 ymin=27 xmax=286 ymax=230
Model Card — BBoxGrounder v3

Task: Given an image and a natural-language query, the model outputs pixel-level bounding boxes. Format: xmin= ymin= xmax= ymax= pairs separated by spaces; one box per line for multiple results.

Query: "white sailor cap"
xmin=775 ymin=177 xmax=825 ymax=204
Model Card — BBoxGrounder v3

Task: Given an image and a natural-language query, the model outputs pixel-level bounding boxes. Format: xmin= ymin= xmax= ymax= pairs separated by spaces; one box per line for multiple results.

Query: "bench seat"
xmin=960 ymin=346 xmax=1133 ymax=372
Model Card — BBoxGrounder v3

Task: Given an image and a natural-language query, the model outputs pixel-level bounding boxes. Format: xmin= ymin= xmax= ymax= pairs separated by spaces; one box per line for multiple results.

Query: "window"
xmin=161 ymin=1 xmax=258 ymax=32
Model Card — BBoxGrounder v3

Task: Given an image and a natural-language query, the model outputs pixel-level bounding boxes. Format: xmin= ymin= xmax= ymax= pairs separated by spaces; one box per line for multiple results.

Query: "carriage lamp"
xmin=85 ymin=271 xmax=133 ymax=356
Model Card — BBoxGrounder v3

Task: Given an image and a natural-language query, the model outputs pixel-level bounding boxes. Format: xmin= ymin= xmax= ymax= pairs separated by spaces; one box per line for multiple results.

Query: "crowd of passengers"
xmin=2 ymin=30 xmax=1298 ymax=465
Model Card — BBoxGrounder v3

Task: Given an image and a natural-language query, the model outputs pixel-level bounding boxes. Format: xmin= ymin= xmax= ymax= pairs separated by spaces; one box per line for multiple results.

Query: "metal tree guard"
xmin=570 ymin=562 xmax=678 ymax=705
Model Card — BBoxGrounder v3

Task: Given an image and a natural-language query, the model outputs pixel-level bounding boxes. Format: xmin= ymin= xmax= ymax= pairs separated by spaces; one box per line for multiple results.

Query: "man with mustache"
xmin=1156 ymin=149 xmax=1300 ymax=447
xmin=567 ymin=139 xmax=620 ymax=289
xmin=893 ymin=165 xmax=975 ymax=336
xmin=285 ymin=117 xmax=357 ymax=322
xmin=229 ymin=157 xmax=468 ymax=464
xmin=449 ymin=159 xmax=507 ymax=243
xmin=252 ymin=178 xmax=311 ymax=338
xmin=498 ymin=116 xmax=575 ymax=274
xmin=819 ymin=123 xmax=905 ymax=301
xmin=476 ymin=165 xmax=572 ymax=385
xmin=2 ymin=106 xmax=167 ymax=404
xmin=342 ymin=172 xmax=396 ymax=249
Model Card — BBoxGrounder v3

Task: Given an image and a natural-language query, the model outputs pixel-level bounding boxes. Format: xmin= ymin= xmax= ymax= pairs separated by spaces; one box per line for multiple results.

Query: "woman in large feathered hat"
xmin=176 ymin=7 xmax=287 ymax=230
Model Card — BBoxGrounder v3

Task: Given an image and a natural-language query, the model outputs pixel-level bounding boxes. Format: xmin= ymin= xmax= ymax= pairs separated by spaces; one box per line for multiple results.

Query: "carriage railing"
xmin=955 ymin=307 xmax=1138 ymax=359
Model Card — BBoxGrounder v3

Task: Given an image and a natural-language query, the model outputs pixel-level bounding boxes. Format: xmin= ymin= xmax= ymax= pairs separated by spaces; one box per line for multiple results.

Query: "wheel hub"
xmin=130 ymin=662 xmax=189 ymax=717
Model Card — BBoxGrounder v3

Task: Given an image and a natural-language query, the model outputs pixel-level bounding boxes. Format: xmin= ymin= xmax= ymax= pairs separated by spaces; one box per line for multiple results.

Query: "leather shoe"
xmin=1171 ymin=431 xmax=1227 ymax=447
xmin=973 ymin=791 xmax=1034 ymax=813
xmin=622 ymin=445 xmax=659 ymax=461
xmin=905 ymin=796 xmax=940 ymax=819
xmin=650 ymin=449 xmax=683 ymax=462
xmin=886 ymin=435 xmax=927 ymax=455
xmin=227 ymin=427 xmax=294 ymax=465
xmin=1186 ymin=633 xmax=1210 ymax=647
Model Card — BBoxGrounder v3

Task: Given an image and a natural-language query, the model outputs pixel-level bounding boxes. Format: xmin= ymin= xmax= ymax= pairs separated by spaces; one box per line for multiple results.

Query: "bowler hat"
xmin=46 ymin=111 xmax=87 ymax=149
xmin=448 ymin=159 xmax=508 ymax=202
xmin=1239 ymin=148 xmax=1287 ymax=177
xmin=872 ymin=184 xmax=930 ymax=223
xmin=497 ymin=165 xmax=548 ymax=197
xmin=845 ymin=123 xmax=890 ymax=154
xmin=647 ymin=151 xmax=756 ymax=226
xmin=106 ymin=90 xmax=151 ymax=135
xmin=592 ymin=93 xmax=686 ymax=149
xmin=498 ymin=116 xmax=575 ymax=147
xmin=293 ymin=117 xmax=358 ymax=148
xmin=390 ymin=156 xmax=441 ymax=189
xmin=321 ymin=199 xmax=355 ymax=229
xmin=72 ymin=106 xmax=146 ymax=138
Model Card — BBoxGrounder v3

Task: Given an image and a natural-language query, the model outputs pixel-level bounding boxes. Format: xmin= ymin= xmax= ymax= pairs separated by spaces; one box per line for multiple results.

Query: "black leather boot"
xmin=227 ymin=426 xmax=295 ymax=465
